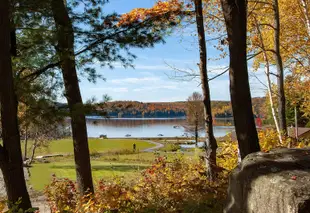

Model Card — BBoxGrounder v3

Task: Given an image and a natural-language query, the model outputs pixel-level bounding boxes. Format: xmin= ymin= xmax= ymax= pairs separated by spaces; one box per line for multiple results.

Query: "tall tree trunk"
xmin=220 ymin=0 xmax=260 ymax=159
xmin=273 ymin=0 xmax=287 ymax=135
xmin=295 ymin=106 xmax=298 ymax=141
xmin=194 ymin=0 xmax=218 ymax=180
xmin=10 ymin=26 xmax=17 ymax=57
xmin=255 ymin=18 xmax=283 ymax=144
xmin=51 ymin=0 xmax=94 ymax=194
xmin=28 ymin=140 xmax=38 ymax=166
xmin=24 ymin=125 xmax=28 ymax=161
xmin=195 ymin=121 xmax=198 ymax=146
xmin=0 ymin=0 xmax=32 ymax=209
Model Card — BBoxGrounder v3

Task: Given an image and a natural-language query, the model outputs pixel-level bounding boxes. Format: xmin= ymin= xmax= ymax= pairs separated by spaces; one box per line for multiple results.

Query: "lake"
xmin=85 ymin=117 xmax=234 ymax=138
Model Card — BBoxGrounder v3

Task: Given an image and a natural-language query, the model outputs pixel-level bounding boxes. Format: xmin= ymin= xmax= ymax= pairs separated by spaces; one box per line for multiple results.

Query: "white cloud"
xmin=89 ymin=87 xmax=129 ymax=93
xmin=110 ymin=77 xmax=160 ymax=84
xmin=133 ymin=85 xmax=179 ymax=92
xmin=113 ymin=63 xmax=173 ymax=71
xmin=134 ymin=65 xmax=173 ymax=71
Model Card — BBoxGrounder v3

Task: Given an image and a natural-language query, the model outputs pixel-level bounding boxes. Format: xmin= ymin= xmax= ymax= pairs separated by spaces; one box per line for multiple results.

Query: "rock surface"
xmin=224 ymin=148 xmax=310 ymax=213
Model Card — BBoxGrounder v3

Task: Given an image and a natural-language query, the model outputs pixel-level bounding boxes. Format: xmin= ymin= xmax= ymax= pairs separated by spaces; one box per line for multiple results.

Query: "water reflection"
xmin=85 ymin=117 xmax=234 ymax=138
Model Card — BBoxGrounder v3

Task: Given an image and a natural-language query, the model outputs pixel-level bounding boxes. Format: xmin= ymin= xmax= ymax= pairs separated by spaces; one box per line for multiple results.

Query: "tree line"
xmin=88 ymin=98 xmax=265 ymax=118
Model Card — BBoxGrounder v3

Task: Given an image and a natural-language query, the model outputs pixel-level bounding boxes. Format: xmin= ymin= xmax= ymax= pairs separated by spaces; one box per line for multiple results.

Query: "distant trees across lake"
xmin=88 ymin=97 xmax=266 ymax=119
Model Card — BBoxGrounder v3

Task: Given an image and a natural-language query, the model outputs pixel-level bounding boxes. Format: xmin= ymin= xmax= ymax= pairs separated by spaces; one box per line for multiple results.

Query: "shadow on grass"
xmin=51 ymin=164 xmax=149 ymax=172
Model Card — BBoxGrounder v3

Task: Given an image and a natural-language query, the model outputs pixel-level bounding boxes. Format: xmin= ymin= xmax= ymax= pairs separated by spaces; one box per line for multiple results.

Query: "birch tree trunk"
xmin=255 ymin=18 xmax=283 ymax=144
xmin=273 ymin=0 xmax=287 ymax=135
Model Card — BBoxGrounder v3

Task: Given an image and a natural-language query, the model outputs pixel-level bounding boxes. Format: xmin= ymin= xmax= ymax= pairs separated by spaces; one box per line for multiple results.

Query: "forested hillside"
xmin=93 ymin=97 xmax=266 ymax=118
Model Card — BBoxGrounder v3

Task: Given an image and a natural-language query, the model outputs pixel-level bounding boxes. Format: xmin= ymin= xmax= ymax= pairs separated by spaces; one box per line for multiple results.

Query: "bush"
xmin=217 ymin=141 xmax=239 ymax=171
xmin=45 ymin=157 xmax=227 ymax=213
xmin=258 ymin=129 xmax=309 ymax=151
xmin=158 ymin=144 xmax=180 ymax=152
xmin=0 ymin=199 xmax=38 ymax=213
xmin=45 ymin=175 xmax=78 ymax=212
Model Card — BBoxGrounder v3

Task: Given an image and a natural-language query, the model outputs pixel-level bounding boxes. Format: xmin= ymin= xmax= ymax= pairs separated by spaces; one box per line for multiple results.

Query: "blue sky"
xmin=78 ymin=0 xmax=267 ymax=103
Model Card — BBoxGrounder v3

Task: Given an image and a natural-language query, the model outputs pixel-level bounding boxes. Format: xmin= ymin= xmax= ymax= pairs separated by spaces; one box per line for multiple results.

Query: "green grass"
xmin=24 ymin=138 xmax=197 ymax=191
xmin=158 ymin=144 xmax=181 ymax=152
xmin=28 ymin=151 xmax=192 ymax=190
xmin=97 ymin=151 xmax=188 ymax=163
xmin=22 ymin=138 xmax=155 ymax=156
xmin=29 ymin=160 xmax=150 ymax=190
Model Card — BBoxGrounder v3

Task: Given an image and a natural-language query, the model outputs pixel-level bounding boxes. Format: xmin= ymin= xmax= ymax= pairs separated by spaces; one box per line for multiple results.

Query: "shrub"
xmin=0 ymin=199 xmax=38 ymax=213
xmin=217 ymin=141 xmax=239 ymax=171
xmin=158 ymin=144 xmax=180 ymax=152
xmin=45 ymin=175 xmax=79 ymax=212
xmin=258 ymin=129 xmax=309 ymax=151
xmin=45 ymin=157 xmax=227 ymax=213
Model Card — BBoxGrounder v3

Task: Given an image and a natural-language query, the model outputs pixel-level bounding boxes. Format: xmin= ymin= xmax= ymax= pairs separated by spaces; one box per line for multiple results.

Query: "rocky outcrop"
xmin=224 ymin=148 xmax=310 ymax=213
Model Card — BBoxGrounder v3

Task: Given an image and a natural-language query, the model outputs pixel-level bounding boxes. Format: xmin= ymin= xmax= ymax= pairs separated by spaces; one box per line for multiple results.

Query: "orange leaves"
xmin=44 ymin=157 xmax=228 ymax=212
xmin=118 ymin=0 xmax=184 ymax=26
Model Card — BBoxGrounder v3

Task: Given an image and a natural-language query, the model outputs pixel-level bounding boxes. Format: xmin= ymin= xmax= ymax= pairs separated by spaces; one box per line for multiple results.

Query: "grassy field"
xmin=22 ymin=138 xmax=155 ymax=156
xmin=28 ymin=151 xmax=192 ymax=190
xmin=22 ymin=138 xmax=200 ymax=191
xmin=29 ymin=160 xmax=150 ymax=190
xmin=26 ymin=139 xmax=161 ymax=190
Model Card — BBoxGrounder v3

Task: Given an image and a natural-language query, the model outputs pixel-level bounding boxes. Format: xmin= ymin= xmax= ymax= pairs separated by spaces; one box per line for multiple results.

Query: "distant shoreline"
xmin=85 ymin=116 xmax=234 ymax=120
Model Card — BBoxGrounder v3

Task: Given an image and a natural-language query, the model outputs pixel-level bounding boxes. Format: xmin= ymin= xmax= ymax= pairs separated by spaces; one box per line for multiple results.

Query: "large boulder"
xmin=224 ymin=148 xmax=310 ymax=213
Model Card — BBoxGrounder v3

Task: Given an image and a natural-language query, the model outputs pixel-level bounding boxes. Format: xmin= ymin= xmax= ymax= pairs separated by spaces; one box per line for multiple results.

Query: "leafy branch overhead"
xmin=18 ymin=0 xmax=189 ymax=82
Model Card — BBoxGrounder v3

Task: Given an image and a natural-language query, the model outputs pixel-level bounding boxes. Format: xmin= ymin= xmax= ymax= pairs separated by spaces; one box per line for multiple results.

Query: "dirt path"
xmin=143 ymin=141 xmax=164 ymax=152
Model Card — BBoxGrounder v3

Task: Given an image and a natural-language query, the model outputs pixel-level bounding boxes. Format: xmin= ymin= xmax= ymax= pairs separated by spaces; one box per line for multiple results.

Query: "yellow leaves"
xmin=45 ymin=157 xmax=228 ymax=212
xmin=217 ymin=140 xmax=239 ymax=171
xmin=258 ymin=128 xmax=310 ymax=152
xmin=248 ymin=0 xmax=310 ymax=74
xmin=0 ymin=201 xmax=5 ymax=213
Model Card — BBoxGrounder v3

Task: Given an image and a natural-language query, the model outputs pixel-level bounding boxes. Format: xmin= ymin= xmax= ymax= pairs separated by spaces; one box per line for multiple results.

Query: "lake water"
xmin=85 ymin=117 xmax=234 ymax=138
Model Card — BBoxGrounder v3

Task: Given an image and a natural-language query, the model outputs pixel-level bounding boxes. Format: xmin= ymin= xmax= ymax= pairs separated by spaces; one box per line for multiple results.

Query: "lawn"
xmin=22 ymin=138 xmax=155 ymax=156
xmin=28 ymin=151 xmax=191 ymax=190
xmin=24 ymin=138 xmax=196 ymax=191
xmin=29 ymin=160 xmax=150 ymax=190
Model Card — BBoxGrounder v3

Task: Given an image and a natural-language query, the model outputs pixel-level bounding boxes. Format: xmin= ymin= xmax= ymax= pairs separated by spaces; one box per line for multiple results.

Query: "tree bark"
xmin=24 ymin=125 xmax=28 ymax=161
xmin=194 ymin=0 xmax=218 ymax=180
xmin=28 ymin=141 xmax=38 ymax=166
xmin=220 ymin=0 xmax=261 ymax=159
xmin=299 ymin=0 xmax=310 ymax=38
xmin=51 ymin=0 xmax=94 ymax=194
xmin=255 ymin=18 xmax=283 ymax=144
xmin=195 ymin=120 xmax=198 ymax=146
xmin=273 ymin=0 xmax=287 ymax=135
xmin=295 ymin=106 xmax=298 ymax=141
xmin=0 ymin=0 xmax=32 ymax=209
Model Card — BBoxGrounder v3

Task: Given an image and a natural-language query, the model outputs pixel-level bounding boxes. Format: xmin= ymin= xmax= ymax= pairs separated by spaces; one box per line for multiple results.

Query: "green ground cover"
xmin=28 ymin=151 xmax=192 ymax=190
xmin=22 ymin=138 xmax=155 ymax=156
xmin=29 ymin=160 xmax=150 ymax=190
xmin=24 ymin=138 xmax=199 ymax=191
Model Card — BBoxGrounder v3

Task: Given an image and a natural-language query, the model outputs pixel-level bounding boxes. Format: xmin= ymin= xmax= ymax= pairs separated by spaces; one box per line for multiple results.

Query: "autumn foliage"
xmin=118 ymin=0 xmax=185 ymax=26
xmin=45 ymin=157 xmax=227 ymax=213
